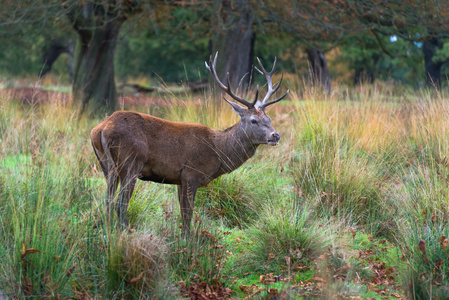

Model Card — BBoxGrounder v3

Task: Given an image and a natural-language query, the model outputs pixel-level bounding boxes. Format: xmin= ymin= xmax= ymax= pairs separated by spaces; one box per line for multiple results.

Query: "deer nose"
xmin=271 ymin=132 xmax=280 ymax=142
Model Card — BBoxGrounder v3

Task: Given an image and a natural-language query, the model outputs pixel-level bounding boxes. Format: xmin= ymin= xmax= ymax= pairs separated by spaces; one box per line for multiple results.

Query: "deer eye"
xmin=251 ymin=119 xmax=258 ymax=125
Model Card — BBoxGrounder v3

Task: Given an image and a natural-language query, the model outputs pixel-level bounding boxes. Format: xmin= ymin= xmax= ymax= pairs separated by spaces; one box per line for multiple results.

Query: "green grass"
xmin=1 ymin=83 xmax=449 ymax=298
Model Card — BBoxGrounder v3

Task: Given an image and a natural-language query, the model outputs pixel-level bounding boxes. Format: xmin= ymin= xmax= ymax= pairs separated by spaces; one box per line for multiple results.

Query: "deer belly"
xmin=138 ymin=175 xmax=180 ymax=184
xmin=138 ymin=166 xmax=181 ymax=185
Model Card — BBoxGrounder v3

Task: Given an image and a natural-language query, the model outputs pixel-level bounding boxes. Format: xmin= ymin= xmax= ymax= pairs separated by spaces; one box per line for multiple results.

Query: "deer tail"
xmin=100 ymin=131 xmax=116 ymax=171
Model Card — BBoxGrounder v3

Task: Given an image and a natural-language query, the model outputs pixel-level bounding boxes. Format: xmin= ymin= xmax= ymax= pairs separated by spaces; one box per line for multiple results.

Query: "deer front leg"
xmin=178 ymin=182 xmax=198 ymax=237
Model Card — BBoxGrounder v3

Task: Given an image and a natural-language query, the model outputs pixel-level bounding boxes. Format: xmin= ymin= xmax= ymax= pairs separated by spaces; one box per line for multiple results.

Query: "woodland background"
xmin=2 ymin=1 xmax=449 ymax=299
xmin=1 ymin=0 xmax=449 ymax=111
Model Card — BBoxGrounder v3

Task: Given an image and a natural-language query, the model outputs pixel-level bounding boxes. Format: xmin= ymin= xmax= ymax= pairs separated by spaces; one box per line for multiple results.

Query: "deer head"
xmin=205 ymin=52 xmax=289 ymax=146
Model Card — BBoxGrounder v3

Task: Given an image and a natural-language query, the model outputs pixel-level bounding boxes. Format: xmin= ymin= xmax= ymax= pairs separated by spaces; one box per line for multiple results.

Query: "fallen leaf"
xmin=350 ymin=227 xmax=356 ymax=239
xmin=178 ymin=280 xmax=187 ymax=290
xmin=418 ymin=240 xmax=426 ymax=255
xmin=267 ymin=288 xmax=278 ymax=295
xmin=317 ymin=253 xmax=330 ymax=260
xmin=435 ymin=258 xmax=443 ymax=269
xmin=128 ymin=272 xmax=143 ymax=284
xmin=21 ymin=248 xmax=41 ymax=260
xmin=239 ymin=285 xmax=252 ymax=294
xmin=66 ymin=266 xmax=75 ymax=277
xmin=205 ymin=284 xmax=211 ymax=294
xmin=23 ymin=275 xmax=33 ymax=293
xmin=25 ymin=249 xmax=40 ymax=254
xmin=313 ymin=276 xmax=326 ymax=282
xmin=440 ymin=235 xmax=448 ymax=251
xmin=265 ymin=253 xmax=275 ymax=265
xmin=92 ymin=163 xmax=98 ymax=174
xmin=432 ymin=214 xmax=437 ymax=222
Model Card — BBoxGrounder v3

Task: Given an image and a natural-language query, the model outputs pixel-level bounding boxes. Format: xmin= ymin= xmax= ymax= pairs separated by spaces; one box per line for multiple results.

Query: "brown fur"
xmin=91 ymin=108 xmax=279 ymax=234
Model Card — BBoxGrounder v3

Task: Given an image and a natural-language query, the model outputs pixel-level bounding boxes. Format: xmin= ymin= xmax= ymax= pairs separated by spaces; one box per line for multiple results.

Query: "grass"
xmin=1 ymin=82 xmax=449 ymax=298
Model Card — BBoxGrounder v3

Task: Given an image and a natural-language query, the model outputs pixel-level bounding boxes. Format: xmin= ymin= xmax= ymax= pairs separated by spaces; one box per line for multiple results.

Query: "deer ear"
xmin=224 ymin=98 xmax=247 ymax=117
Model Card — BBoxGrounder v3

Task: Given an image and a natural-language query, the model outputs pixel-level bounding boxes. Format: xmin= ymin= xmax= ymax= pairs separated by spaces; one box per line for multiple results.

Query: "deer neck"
xmin=213 ymin=121 xmax=259 ymax=173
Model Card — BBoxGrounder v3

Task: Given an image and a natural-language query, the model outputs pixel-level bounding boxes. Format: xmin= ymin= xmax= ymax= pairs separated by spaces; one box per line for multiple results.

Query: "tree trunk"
xmin=354 ymin=67 xmax=374 ymax=86
xmin=211 ymin=0 xmax=254 ymax=98
xmin=67 ymin=4 xmax=125 ymax=116
xmin=354 ymin=54 xmax=379 ymax=86
xmin=423 ymin=37 xmax=444 ymax=88
xmin=40 ymin=38 xmax=74 ymax=82
xmin=306 ymin=48 xmax=331 ymax=93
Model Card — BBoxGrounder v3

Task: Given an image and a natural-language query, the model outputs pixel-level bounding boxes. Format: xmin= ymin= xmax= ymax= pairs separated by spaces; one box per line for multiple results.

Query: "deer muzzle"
xmin=268 ymin=132 xmax=281 ymax=146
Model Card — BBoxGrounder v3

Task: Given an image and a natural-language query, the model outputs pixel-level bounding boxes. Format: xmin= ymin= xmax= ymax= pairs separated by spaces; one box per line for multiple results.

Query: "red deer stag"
xmin=90 ymin=53 xmax=288 ymax=235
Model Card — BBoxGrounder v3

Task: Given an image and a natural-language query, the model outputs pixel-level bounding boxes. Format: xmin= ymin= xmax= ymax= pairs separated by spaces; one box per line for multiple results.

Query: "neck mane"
xmin=212 ymin=121 xmax=259 ymax=173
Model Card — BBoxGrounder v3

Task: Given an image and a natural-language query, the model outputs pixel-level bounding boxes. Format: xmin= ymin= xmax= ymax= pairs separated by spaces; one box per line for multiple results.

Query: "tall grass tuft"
xmin=290 ymin=99 xmax=398 ymax=236
xmin=235 ymin=197 xmax=335 ymax=275
xmin=390 ymin=98 xmax=449 ymax=297
xmin=195 ymin=163 xmax=286 ymax=228
xmin=102 ymin=230 xmax=170 ymax=298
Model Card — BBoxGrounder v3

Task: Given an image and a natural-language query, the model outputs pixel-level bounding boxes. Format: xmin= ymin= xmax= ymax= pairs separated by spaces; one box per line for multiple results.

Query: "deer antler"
xmin=205 ymin=52 xmax=257 ymax=109
xmin=254 ymin=57 xmax=289 ymax=109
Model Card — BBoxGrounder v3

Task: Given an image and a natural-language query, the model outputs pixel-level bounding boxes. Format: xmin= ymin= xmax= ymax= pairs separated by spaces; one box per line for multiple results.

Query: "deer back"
xmin=91 ymin=111 xmax=249 ymax=186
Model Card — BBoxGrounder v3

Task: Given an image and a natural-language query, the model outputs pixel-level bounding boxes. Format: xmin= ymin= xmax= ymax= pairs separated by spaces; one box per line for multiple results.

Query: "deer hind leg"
xmin=116 ymin=176 xmax=136 ymax=228
xmin=116 ymin=161 xmax=142 ymax=228
xmin=106 ymin=170 xmax=119 ymax=220
xmin=178 ymin=182 xmax=199 ymax=237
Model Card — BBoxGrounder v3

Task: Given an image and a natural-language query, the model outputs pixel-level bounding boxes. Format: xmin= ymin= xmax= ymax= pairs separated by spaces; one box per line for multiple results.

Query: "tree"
xmin=253 ymin=0 xmax=363 ymax=92
xmin=0 ymin=0 xmax=148 ymax=115
xmin=40 ymin=37 xmax=74 ymax=81
xmin=340 ymin=0 xmax=449 ymax=88
xmin=306 ymin=48 xmax=331 ymax=92
xmin=66 ymin=1 xmax=143 ymax=115
xmin=422 ymin=37 xmax=447 ymax=87
xmin=210 ymin=0 xmax=255 ymax=94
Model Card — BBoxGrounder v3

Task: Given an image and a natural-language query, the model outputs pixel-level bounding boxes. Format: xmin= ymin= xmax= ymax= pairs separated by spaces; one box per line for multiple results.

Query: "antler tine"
xmin=251 ymin=87 xmax=259 ymax=107
xmin=255 ymin=56 xmax=277 ymax=76
xmin=254 ymin=57 xmax=286 ymax=106
xmin=261 ymin=89 xmax=290 ymax=109
xmin=205 ymin=52 xmax=254 ymax=108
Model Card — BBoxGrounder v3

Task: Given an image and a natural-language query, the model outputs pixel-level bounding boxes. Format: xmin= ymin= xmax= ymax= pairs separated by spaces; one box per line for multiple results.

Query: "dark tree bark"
xmin=306 ymin=48 xmax=331 ymax=93
xmin=67 ymin=3 xmax=127 ymax=115
xmin=40 ymin=38 xmax=74 ymax=82
xmin=423 ymin=37 xmax=444 ymax=88
xmin=211 ymin=0 xmax=254 ymax=96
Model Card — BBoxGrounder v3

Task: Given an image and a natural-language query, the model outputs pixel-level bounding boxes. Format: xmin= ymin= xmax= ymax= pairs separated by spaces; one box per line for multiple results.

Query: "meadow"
xmin=1 ymin=81 xmax=449 ymax=299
